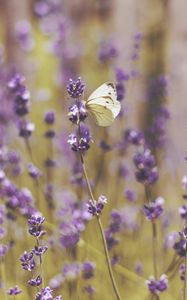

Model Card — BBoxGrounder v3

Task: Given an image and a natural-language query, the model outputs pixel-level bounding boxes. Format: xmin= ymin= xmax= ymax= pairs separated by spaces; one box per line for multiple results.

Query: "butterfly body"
xmin=84 ymin=82 xmax=121 ymax=127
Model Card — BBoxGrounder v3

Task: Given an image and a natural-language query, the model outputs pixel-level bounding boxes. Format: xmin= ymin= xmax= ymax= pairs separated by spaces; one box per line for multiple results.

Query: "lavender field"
xmin=0 ymin=1 xmax=187 ymax=299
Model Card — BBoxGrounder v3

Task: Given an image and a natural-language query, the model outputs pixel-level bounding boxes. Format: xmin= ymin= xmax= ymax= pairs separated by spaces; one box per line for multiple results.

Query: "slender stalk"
xmin=144 ymin=186 xmax=158 ymax=279
xmin=36 ymin=238 xmax=44 ymax=288
xmin=0 ymin=259 xmax=8 ymax=300
xmin=79 ymin=151 xmax=122 ymax=300
xmin=25 ymin=137 xmax=42 ymax=210
xmin=97 ymin=216 xmax=122 ymax=300
xmin=24 ymin=137 xmax=33 ymax=161
xmin=152 ymin=221 xmax=158 ymax=280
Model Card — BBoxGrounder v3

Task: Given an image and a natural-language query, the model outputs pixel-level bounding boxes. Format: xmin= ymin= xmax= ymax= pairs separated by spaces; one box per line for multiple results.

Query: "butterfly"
xmin=84 ymin=82 xmax=121 ymax=127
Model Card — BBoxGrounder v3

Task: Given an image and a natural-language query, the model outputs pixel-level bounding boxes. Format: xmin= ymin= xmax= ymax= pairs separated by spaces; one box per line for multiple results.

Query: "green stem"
xmin=144 ymin=186 xmax=158 ymax=279
xmin=0 ymin=259 xmax=8 ymax=300
xmin=36 ymin=238 xmax=44 ymax=288
xmin=24 ymin=137 xmax=33 ymax=161
xmin=80 ymin=152 xmax=122 ymax=300
xmin=97 ymin=216 xmax=122 ymax=300
xmin=152 ymin=221 xmax=158 ymax=280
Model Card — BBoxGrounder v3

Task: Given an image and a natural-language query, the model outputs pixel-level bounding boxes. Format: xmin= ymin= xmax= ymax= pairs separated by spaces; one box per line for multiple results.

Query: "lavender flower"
xmin=116 ymin=82 xmax=126 ymax=102
xmin=173 ymin=232 xmax=186 ymax=257
xmin=143 ymin=197 xmax=164 ymax=221
xmin=109 ymin=210 xmax=122 ymax=233
xmin=182 ymin=175 xmax=187 ymax=189
xmin=68 ymin=102 xmax=87 ymax=124
xmin=28 ymin=275 xmax=42 ymax=286
xmin=67 ymin=124 xmax=92 ymax=152
xmin=45 ymin=129 xmax=56 ymax=139
xmin=124 ymin=189 xmax=137 ymax=202
xmin=133 ymin=148 xmax=158 ymax=185
xmin=179 ymin=263 xmax=185 ymax=281
xmin=105 ymin=229 xmax=119 ymax=250
xmin=15 ymin=20 xmax=34 ymax=52
xmin=18 ymin=120 xmax=35 ymax=138
xmin=131 ymin=32 xmax=143 ymax=61
xmin=34 ymin=0 xmax=52 ymax=17
xmin=87 ymin=195 xmax=107 ymax=216
xmin=7 ymin=286 xmax=22 ymax=295
xmin=60 ymin=227 xmax=80 ymax=249
xmin=8 ymin=73 xmax=30 ymax=117
xmin=32 ymin=245 xmax=48 ymax=256
xmin=28 ymin=214 xmax=46 ymax=238
xmin=146 ymin=274 xmax=168 ymax=294
xmin=0 ymin=244 xmax=8 ymax=258
xmin=124 ymin=129 xmax=145 ymax=146
xmin=20 ymin=251 xmax=35 ymax=271
xmin=28 ymin=163 xmax=42 ymax=179
xmin=44 ymin=111 xmax=56 ymax=124
xmin=35 ymin=287 xmax=53 ymax=300
xmin=66 ymin=77 xmax=85 ymax=98
xmin=98 ymin=40 xmax=118 ymax=63
xmin=82 ymin=261 xmax=95 ymax=279
xmin=115 ymin=68 xmax=129 ymax=82
xmin=63 ymin=262 xmax=81 ymax=280
xmin=7 ymin=73 xmax=25 ymax=92
xmin=35 ymin=286 xmax=62 ymax=300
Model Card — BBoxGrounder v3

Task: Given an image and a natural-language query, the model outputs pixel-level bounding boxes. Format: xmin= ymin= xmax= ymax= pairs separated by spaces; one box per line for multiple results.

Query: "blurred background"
xmin=0 ymin=0 xmax=187 ymax=299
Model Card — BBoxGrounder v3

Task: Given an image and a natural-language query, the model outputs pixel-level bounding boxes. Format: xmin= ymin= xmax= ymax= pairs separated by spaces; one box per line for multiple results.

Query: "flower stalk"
xmin=80 ymin=151 xmax=122 ymax=300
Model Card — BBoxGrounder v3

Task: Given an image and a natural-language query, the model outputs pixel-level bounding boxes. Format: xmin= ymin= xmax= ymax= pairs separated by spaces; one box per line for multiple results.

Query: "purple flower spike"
xmin=18 ymin=120 xmax=35 ymax=138
xmin=7 ymin=286 xmax=22 ymax=296
xmin=67 ymin=124 xmax=92 ymax=152
xmin=98 ymin=40 xmax=118 ymax=63
xmin=44 ymin=111 xmax=56 ymax=124
xmin=116 ymin=82 xmax=126 ymax=101
xmin=36 ymin=286 xmax=62 ymax=300
xmin=87 ymin=195 xmax=107 ymax=216
xmin=28 ymin=163 xmax=42 ymax=179
xmin=179 ymin=263 xmax=185 ymax=281
xmin=143 ymin=197 xmax=164 ymax=221
xmin=7 ymin=73 xmax=25 ymax=92
xmin=133 ymin=148 xmax=158 ymax=185
xmin=32 ymin=245 xmax=48 ymax=256
xmin=60 ymin=230 xmax=80 ymax=249
xmin=82 ymin=261 xmax=95 ymax=279
xmin=124 ymin=189 xmax=137 ymax=202
xmin=28 ymin=214 xmax=46 ymax=238
xmin=146 ymin=274 xmax=168 ymax=294
xmin=115 ymin=68 xmax=129 ymax=82
xmin=36 ymin=286 xmax=53 ymax=300
xmin=182 ymin=176 xmax=187 ymax=190
xmin=66 ymin=77 xmax=85 ymax=98
xmin=20 ymin=251 xmax=35 ymax=271
xmin=173 ymin=236 xmax=186 ymax=257
xmin=68 ymin=102 xmax=87 ymax=124
xmin=28 ymin=215 xmax=45 ymax=226
xmin=156 ymin=274 xmax=168 ymax=292
xmin=28 ymin=275 xmax=42 ymax=287
xmin=124 ymin=129 xmax=145 ymax=146
xmin=0 ymin=244 xmax=8 ymax=258
xmin=8 ymin=73 xmax=31 ymax=117
xmin=63 ymin=262 xmax=81 ymax=280
xmin=179 ymin=205 xmax=187 ymax=220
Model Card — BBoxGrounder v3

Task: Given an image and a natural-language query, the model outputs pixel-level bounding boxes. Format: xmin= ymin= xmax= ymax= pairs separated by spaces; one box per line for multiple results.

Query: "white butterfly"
xmin=84 ymin=82 xmax=121 ymax=127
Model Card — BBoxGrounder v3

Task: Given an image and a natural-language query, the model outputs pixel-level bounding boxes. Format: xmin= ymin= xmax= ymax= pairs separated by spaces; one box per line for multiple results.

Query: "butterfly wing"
xmin=87 ymin=103 xmax=115 ymax=126
xmin=87 ymin=82 xmax=117 ymax=102
xmin=86 ymin=82 xmax=121 ymax=127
